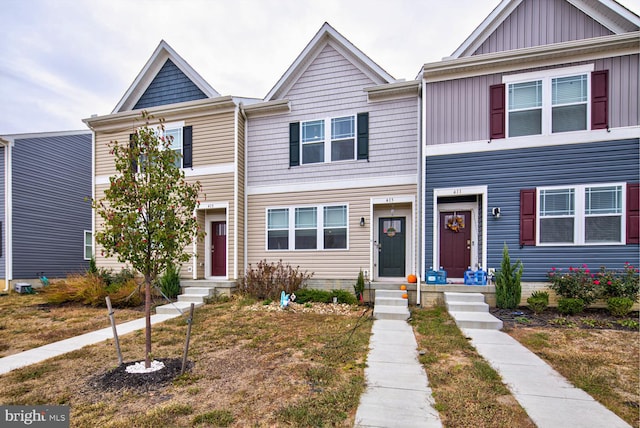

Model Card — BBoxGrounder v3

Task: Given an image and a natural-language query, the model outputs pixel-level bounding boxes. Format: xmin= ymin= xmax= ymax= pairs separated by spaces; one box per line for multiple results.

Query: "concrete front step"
xmin=444 ymin=291 xmax=486 ymax=303
xmin=178 ymin=293 xmax=210 ymax=303
xmin=155 ymin=301 xmax=204 ymax=315
xmin=446 ymin=301 xmax=489 ymax=313
xmin=376 ymin=297 xmax=408 ymax=307
xmin=373 ymin=305 xmax=410 ymax=321
xmin=376 ymin=289 xmax=407 ymax=299
xmin=448 ymin=311 xmax=503 ymax=330
xmin=182 ymin=287 xmax=216 ymax=295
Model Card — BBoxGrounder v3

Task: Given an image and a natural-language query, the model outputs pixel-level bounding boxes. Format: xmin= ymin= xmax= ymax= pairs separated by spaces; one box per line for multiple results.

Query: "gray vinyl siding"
xmin=425 ymin=55 xmax=639 ymax=145
xmin=0 ymin=146 xmax=4 ymax=278
xmin=472 ymin=0 xmax=613 ymax=56
xmin=247 ymin=44 xmax=419 ymax=186
xmin=424 ymin=139 xmax=640 ymax=282
xmin=12 ymin=133 xmax=92 ymax=278
xmin=134 ymin=59 xmax=207 ymax=110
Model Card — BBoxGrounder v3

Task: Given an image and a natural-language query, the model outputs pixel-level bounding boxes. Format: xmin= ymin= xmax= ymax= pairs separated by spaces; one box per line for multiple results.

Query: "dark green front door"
xmin=378 ymin=217 xmax=406 ymax=277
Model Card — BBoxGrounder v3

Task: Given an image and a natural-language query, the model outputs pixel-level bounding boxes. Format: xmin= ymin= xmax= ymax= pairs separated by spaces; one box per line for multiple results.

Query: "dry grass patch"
xmin=0 ymin=299 xmax=372 ymax=427
xmin=507 ymin=327 xmax=639 ymax=426
xmin=411 ymin=307 xmax=535 ymax=428
xmin=0 ymin=293 xmax=145 ymax=357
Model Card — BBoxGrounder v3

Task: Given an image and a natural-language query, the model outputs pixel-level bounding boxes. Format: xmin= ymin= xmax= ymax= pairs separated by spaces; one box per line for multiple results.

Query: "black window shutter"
xmin=357 ymin=112 xmax=369 ymax=160
xmin=183 ymin=126 xmax=193 ymax=168
xmin=591 ymin=70 xmax=609 ymax=130
xmin=289 ymin=122 xmax=300 ymax=167
xmin=129 ymin=134 xmax=137 ymax=174
xmin=520 ymin=188 xmax=536 ymax=246
xmin=627 ymin=182 xmax=639 ymax=244
xmin=489 ymin=84 xmax=506 ymax=139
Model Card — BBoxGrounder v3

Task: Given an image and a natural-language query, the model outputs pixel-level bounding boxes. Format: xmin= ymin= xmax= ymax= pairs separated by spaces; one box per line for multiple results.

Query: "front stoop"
xmin=444 ymin=292 xmax=503 ymax=330
xmin=373 ymin=289 xmax=410 ymax=320
xmin=155 ymin=285 xmax=216 ymax=315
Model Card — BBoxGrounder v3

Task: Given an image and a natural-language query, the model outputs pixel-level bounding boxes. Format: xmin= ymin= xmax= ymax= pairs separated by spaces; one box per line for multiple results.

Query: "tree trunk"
xmin=144 ymin=274 xmax=152 ymax=368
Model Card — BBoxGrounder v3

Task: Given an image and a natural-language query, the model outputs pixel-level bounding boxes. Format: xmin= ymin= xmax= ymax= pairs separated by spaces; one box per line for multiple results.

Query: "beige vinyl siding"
xmin=95 ymin=130 xmax=132 ymax=177
xmin=247 ymin=44 xmax=419 ymax=187
xmin=247 ymin=184 xmax=416 ymax=279
xmin=189 ymin=112 xmax=236 ymax=166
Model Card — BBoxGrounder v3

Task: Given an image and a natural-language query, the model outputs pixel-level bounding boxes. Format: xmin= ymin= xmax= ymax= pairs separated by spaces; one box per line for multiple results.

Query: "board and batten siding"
xmin=472 ymin=0 xmax=613 ymax=56
xmin=247 ymin=184 xmax=416 ymax=279
xmin=425 ymin=55 xmax=639 ymax=145
xmin=247 ymin=44 xmax=419 ymax=187
xmin=424 ymin=139 xmax=640 ymax=282
xmin=12 ymin=134 xmax=92 ymax=278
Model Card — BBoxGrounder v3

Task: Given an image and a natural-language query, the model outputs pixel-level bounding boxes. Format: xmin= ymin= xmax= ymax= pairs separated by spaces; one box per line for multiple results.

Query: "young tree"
xmin=495 ymin=243 xmax=523 ymax=309
xmin=94 ymin=112 xmax=202 ymax=368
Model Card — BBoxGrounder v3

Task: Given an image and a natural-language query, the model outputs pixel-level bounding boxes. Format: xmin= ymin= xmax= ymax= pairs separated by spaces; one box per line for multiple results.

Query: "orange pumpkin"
xmin=407 ymin=274 xmax=417 ymax=283
xmin=402 ymin=293 xmax=408 ymax=299
xmin=400 ymin=285 xmax=407 ymax=291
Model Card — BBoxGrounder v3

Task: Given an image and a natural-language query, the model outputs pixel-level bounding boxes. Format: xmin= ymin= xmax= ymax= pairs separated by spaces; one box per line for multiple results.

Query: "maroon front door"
xmin=439 ymin=211 xmax=471 ymax=278
xmin=210 ymin=221 xmax=227 ymax=276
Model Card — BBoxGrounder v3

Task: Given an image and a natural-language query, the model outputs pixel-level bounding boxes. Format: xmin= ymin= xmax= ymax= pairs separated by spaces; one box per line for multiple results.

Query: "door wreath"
xmin=446 ymin=215 xmax=465 ymax=232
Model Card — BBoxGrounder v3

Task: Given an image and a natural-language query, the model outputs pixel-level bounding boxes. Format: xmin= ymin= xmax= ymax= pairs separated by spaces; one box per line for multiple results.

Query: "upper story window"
xmin=164 ymin=127 xmax=183 ymax=168
xmin=300 ymin=116 xmax=356 ymax=164
xmin=505 ymin=65 xmax=592 ymax=138
xmin=290 ymin=113 xmax=368 ymax=167
xmin=538 ymin=183 xmax=624 ymax=245
xmin=267 ymin=204 xmax=348 ymax=251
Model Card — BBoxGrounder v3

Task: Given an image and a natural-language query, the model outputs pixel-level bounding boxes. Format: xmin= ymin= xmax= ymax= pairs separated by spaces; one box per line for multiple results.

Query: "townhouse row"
xmin=2 ymin=0 xmax=638 ymax=303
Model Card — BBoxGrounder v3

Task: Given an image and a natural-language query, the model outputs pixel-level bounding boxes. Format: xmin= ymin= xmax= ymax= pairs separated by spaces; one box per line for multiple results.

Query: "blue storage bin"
xmin=426 ymin=269 xmax=438 ymax=284
xmin=464 ymin=269 xmax=476 ymax=285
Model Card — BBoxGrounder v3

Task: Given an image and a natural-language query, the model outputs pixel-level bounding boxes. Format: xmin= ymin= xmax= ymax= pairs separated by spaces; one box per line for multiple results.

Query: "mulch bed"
xmin=90 ymin=358 xmax=193 ymax=393
xmin=491 ymin=307 xmax=639 ymax=331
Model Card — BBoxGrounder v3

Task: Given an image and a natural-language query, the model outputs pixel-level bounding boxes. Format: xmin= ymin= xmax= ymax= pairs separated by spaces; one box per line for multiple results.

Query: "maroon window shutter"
xmin=520 ymin=189 xmax=536 ymax=246
xmin=591 ymin=70 xmax=608 ymax=130
xmin=627 ymin=183 xmax=639 ymax=244
xmin=489 ymin=84 xmax=506 ymax=139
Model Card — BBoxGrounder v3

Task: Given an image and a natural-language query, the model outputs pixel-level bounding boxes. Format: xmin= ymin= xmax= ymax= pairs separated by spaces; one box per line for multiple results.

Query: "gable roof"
xmin=450 ymin=0 xmax=640 ymax=59
xmin=265 ymin=22 xmax=396 ymax=101
xmin=112 ymin=40 xmax=220 ymax=113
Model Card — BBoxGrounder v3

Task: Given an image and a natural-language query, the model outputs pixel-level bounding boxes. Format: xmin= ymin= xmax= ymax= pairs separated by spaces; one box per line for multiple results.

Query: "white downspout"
xmin=418 ymin=77 xmax=427 ymax=306
xmin=1 ymin=138 xmax=12 ymax=291
xmin=239 ymin=104 xmax=248 ymax=277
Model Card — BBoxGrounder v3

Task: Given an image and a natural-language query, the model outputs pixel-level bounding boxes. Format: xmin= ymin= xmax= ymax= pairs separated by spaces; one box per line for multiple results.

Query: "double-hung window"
xmin=84 ymin=230 xmax=92 ymax=260
xmin=301 ymin=116 xmax=356 ymax=164
xmin=164 ymin=127 xmax=183 ymax=168
xmin=267 ymin=205 xmax=348 ymax=250
xmin=538 ymin=183 xmax=624 ymax=245
xmin=504 ymin=65 xmax=593 ymax=138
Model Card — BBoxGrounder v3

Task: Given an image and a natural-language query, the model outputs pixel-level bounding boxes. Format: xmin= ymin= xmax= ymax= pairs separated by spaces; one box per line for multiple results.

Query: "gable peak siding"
xmin=133 ymin=59 xmax=208 ymax=110
xmin=472 ymin=0 xmax=614 ymax=56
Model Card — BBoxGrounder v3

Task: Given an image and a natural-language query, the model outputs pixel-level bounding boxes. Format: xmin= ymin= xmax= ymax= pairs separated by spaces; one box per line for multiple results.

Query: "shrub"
xmin=41 ymin=272 xmax=142 ymax=308
xmin=158 ymin=264 xmax=181 ymax=299
xmin=557 ymin=298 xmax=585 ymax=315
xmin=495 ymin=243 xmax=523 ymax=309
xmin=547 ymin=265 xmax=600 ymax=306
xmin=597 ymin=263 xmax=639 ymax=302
xmin=354 ymin=270 xmax=365 ymax=303
xmin=238 ymin=259 xmax=313 ymax=300
xmin=526 ymin=290 xmax=549 ymax=314
xmin=293 ymin=289 xmax=357 ymax=305
xmin=607 ymin=297 xmax=634 ymax=317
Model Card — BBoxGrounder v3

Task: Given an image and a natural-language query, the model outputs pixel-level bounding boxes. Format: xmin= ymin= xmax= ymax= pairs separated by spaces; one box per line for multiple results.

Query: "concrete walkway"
xmin=0 ymin=313 xmax=181 ymax=376
xmin=354 ymin=319 xmax=442 ymax=428
xmin=462 ymin=327 xmax=631 ymax=428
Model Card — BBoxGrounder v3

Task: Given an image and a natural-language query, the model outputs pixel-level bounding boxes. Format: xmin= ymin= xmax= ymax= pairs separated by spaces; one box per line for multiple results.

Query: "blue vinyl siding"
xmin=134 ymin=59 xmax=207 ymax=109
xmin=425 ymin=139 xmax=640 ymax=281
xmin=12 ymin=133 xmax=92 ymax=278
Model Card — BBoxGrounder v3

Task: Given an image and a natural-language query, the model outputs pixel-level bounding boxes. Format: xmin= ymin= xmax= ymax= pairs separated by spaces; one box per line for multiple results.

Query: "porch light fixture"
xmin=360 ymin=217 xmax=366 ymax=227
xmin=492 ymin=207 xmax=501 ymax=218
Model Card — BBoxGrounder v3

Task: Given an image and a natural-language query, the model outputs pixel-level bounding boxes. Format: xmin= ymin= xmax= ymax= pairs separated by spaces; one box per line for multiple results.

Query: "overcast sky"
xmin=1 ymin=0 xmax=638 ymax=135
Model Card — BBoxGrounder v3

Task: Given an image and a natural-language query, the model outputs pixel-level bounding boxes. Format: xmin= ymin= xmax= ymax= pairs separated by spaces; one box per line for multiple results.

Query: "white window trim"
xmin=266 ymin=204 xmax=350 ymax=251
xmin=84 ymin=230 xmax=92 ymax=261
xmin=503 ymin=64 xmax=594 ymax=138
xmin=300 ymin=115 xmax=357 ymax=165
xmin=536 ymin=182 xmax=626 ymax=246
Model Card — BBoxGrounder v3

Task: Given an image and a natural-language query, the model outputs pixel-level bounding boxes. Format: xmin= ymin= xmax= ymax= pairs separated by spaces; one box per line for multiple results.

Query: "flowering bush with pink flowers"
xmin=547 ymin=265 xmax=600 ymax=306
xmin=547 ymin=263 xmax=640 ymax=306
